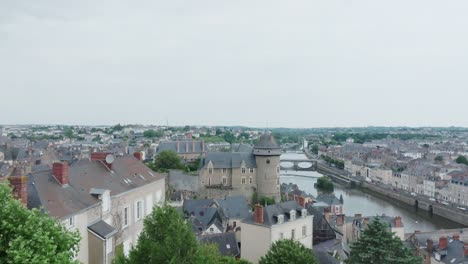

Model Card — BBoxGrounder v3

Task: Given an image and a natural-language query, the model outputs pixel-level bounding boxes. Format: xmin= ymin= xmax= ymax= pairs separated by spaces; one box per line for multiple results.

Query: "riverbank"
xmin=361 ymin=182 xmax=468 ymax=226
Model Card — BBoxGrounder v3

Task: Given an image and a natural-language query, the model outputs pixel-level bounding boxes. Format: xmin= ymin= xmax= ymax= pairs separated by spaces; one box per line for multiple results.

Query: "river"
xmin=280 ymin=153 xmax=465 ymax=233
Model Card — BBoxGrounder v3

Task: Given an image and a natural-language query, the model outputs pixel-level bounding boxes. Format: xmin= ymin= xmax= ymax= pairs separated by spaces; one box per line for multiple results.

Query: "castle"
xmin=198 ymin=133 xmax=281 ymax=202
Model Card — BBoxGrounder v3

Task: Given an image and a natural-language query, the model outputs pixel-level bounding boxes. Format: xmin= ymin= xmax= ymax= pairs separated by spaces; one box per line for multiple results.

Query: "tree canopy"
xmin=143 ymin=129 xmax=163 ymax=138
xmin=114 ymin=204 xmax=250 ymax=264
xmin=150 ymin=150 xmax=186 ymax=172
xmin=0 ymin=181 xmax=80 ymax=264
xmin=259 ymin=239 xmax=317 ymax=264
xmin=456 ymin=155 xmax=468 ymax=166
xmin=316 ymin=176 xmax=334 ymax=194
xmin=347 ymin=218 xmax=422 ymax=264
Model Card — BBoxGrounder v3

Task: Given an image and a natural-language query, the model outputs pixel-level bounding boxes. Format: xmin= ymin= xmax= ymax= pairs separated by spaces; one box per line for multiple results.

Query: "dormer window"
xmin=242 ymin=168 xmax=246 ymax=174
xmin=208 ymin=168 xmax=213 ymax=174
xmin=277 ymin=214 xmax=284 ymax=224
xmin=301 ymin=209 xmax=307 ymax=217
xmin=290 ymin=210 xmax=296 ymax=221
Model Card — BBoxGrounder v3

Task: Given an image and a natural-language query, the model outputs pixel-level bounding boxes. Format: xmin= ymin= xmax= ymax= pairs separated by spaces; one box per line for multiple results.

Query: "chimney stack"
xmin=427 ymin=239 xmax=433 ymax=253
xmin=8 ymin=176 xmax=27 ymax=205
xmin=464 ymin=243 xmax=468 ymax=257
xmin=52 ymin=162 xmax=69 ymax=186
xmin=254 ymin=204 xmax=264 ymax=224
xmin=133 ymin=152 xmax=143 ymax=161
xmin=453 ymin=234 xmax=460 ymax=241
xmin=439 ymin=236 xmax=448 ymax=250
xmin=394 ymin=216 xmax=403 ymax=228
xmin=336 ymin=214 xmax=345 ymax=226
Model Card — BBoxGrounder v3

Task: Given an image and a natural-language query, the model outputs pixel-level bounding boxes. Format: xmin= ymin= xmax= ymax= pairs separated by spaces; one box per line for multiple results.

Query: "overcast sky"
xmin=1 ymin=0 xmax=468 ymax=128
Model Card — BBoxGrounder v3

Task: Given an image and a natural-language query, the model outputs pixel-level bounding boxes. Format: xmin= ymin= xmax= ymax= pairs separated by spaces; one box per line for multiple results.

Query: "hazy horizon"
xmin=2 ymin=0 xmax=468 ymax=127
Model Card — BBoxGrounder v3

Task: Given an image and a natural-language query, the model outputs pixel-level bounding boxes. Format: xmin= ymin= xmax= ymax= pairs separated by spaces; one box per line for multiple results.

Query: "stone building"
xmin=199 ymin=133 xmax=281 ymax=202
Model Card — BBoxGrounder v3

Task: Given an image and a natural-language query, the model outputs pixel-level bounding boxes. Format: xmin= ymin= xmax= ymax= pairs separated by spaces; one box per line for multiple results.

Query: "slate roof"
xmin=231 ymin=143 xmax=254 ymax=153
xmin=28 ymin=155 xmax=164 ymax=219
xmin=88 ymin=220 xmax=117 ymax=239
xmin=198 ymin=233 xmax=240 ymax=257
xmin=315 ymin=194 xmax=342 ymax=206
xmin=243 ymin=201 xmax=305 ymax=227
xmin=254 ymin=133 xmax=280 ymax=149
xmin=214 ymin=196 xmax=250 ymax=220
xmin=157 ymin=141 xmax=206 ymax=154
xmin=202 ymin=152 xmax=256 ymax=169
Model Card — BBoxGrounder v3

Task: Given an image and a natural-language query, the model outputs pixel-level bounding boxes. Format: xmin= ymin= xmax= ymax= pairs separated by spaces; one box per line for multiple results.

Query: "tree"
xmin=259 ymin=239 xmax=318 ymax=264
xmin=347 ymin=218 xmax=422 ymax=264
xmin=434 ymin=155 xmax=443 ymax=162
xmin=310 ymin=144 xmax=319 ymax=155
xmin=223 ymin=132 xmax=236 ymax=144
xmin=143 ymin=130 xmax=163 ymax=138
xmin=151 ymin=150 xmax=185 ymax=172
xmin=316 ymin=176 xmax=334 ymax=193
xmin=456 ymin=155 xmax=468 ymax=166
xmin=114 ymin=204 xmax=249 ymax=264
xmin=0 ymin=181 xmax=80 ymax=263
xmin=64 ymin=128 xmax=74 ymax=139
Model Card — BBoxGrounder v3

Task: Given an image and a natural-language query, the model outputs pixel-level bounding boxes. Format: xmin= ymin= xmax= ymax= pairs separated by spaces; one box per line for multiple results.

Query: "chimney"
xmin=8 ymin=176 xmax=27 ymax=205
xmin=91 ymin=152 xmax=112 ymax=170
xmin=52 ymin=162 xmax=69 ymax=186
xmin=295 ymin=196 xmax=305 ymax=207
xmin=453 ymin=233 xmax=460 ymax=241
xmin=254 ymin=204 xmax=264 ymax=224
xmin=394 ymin=216 xmax=403 ymax=228
xmin=464 ymin=243 xmax=468 ymax=257
xmin=439 ymin=236 xmax=448 ymax=250
xmin=427 ymin=239 xmax=433 ymax=253
xmin=354 ymin=213 xmax=362 ymax=218
xmin=133 ymin=152 xmax=143 ymax=161
xmin=336 ymin=214 xmax=345 ymax=226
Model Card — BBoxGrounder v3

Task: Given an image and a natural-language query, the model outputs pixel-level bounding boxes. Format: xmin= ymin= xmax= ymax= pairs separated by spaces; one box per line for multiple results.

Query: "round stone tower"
xmin=254 ymin=132 xmax=281 ymax=203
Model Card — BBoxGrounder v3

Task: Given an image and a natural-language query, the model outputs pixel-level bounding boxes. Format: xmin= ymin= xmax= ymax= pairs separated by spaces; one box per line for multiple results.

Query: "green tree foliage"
xmin=259 ymin=239 xmax=318 ymax=264
xmin=114 ymin=205 xmax=250 ymax=264
xmin=251 ymin=192 xmax=275 ymax=206
xmin=143 ymin=129 xmax=163 ymax=138
xmin=456 ymin=155 xmax=468 ymax=166
xmin=310 ymin=144 xmax=319 ymax=155
xmin=64 ymin=128 xmax=74 ymax=139
xmin=316 ymin=176 xmax=334 ymax=193
xmin=320 ymin=155 xmax=344 ymax=169
xmin=347 ymin=218 xmax=422 ymax=264
xmin=150 ymin=150 xmax=185 ymax=172
xmin=223 ymin=132 xmax=236 ymax=144
xmin=434 ymin=155 xmax=444 ymax=162
xmin=0 ymin=181 xmax=80 ymax=264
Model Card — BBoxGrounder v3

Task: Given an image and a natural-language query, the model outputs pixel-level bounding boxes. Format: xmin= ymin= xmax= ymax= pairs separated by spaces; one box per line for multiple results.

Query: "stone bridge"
xmin=280 ymin=159 xmax=317 ymax=171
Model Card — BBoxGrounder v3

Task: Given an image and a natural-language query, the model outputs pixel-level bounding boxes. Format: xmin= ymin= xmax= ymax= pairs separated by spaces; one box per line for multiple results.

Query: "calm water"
xmin=280 ymin=153 xmax=465 ymax=233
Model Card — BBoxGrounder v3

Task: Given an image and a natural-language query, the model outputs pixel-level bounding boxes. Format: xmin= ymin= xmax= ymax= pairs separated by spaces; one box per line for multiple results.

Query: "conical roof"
xmin=254 ymin=133 xmax=280 ymax=149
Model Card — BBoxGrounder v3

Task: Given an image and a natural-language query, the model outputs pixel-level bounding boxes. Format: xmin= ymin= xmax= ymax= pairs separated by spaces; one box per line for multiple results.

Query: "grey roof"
xmin=214 ymin=196 xmax=250 ymax=220
xmin=254 ymin=133 xmax=280 ymax=149
xmin=198 ymin=233 xmax=240 ymax=257
xmin=243 ymin=201 xmax=305 ymax=227
xmin=188 ymin=207 xmax=225 ymax=233
xmin=231 ymin=143 xmax=254 ymax=153
xmin=157 ymin=140 xmax=206 ymax=154
xmin=88 ymin=220 xmax=117 ymax=239
xmin=316 ymin=194 xmax=342 ymax=206
xmin=28 ymin=155 xmax=164 ymax=219
xmin=202 ymin=152 xmax=256 ymax=169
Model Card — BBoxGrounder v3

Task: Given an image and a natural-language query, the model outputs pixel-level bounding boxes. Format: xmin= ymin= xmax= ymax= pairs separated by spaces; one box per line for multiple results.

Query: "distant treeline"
xmin=331 ymin=133 xmax=440 ymax=144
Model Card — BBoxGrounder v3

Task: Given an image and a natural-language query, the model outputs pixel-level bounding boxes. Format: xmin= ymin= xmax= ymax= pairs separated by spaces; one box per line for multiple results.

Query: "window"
xmin=302 ymin=226 xmax=307 ymax=237
xmin=249 ymin=177 xmax=253 ymax=184
xmin=146 ymin=195 xmax=153 ymax=215
xmin=266 ymin=159 xmax=270 ymax=164
xmin=291 ymin=229 xmax=295 ymax=240
xmin=277 ymin=166 xmax=280 ymax=173
xmin=135 ymin=200 xmax=143 ymax=221
xmin=123 ymin=206 xmax=129 ymax=228
xmin=222 ymin=168 xmax=227 ymax=174
xmin=208 ymin=168 xmax=213 ymax=174
xmin=249 ymin=168 xmax=254 ymax=173
xmin=208 ymin=178 xmax=211 ymax=186
xmin=241 ymin=168 xmax=246 ymax=174
xmin=279 ymin=232 xmax=284 ymax=239
xmin=222 ymin=177 xmax=227 ymax=185
xmin=241 ymin=177 xmax=246 ymax=184
xmin=210 ymin=227 xmax=214 ymax=232
xmin=67 ymin=216 xmax=74 ymax=227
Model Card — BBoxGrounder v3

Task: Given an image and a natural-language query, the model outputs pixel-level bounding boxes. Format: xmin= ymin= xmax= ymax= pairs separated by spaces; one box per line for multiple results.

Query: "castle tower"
xmin=254 ymin=132 xmax=281 ymax=202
